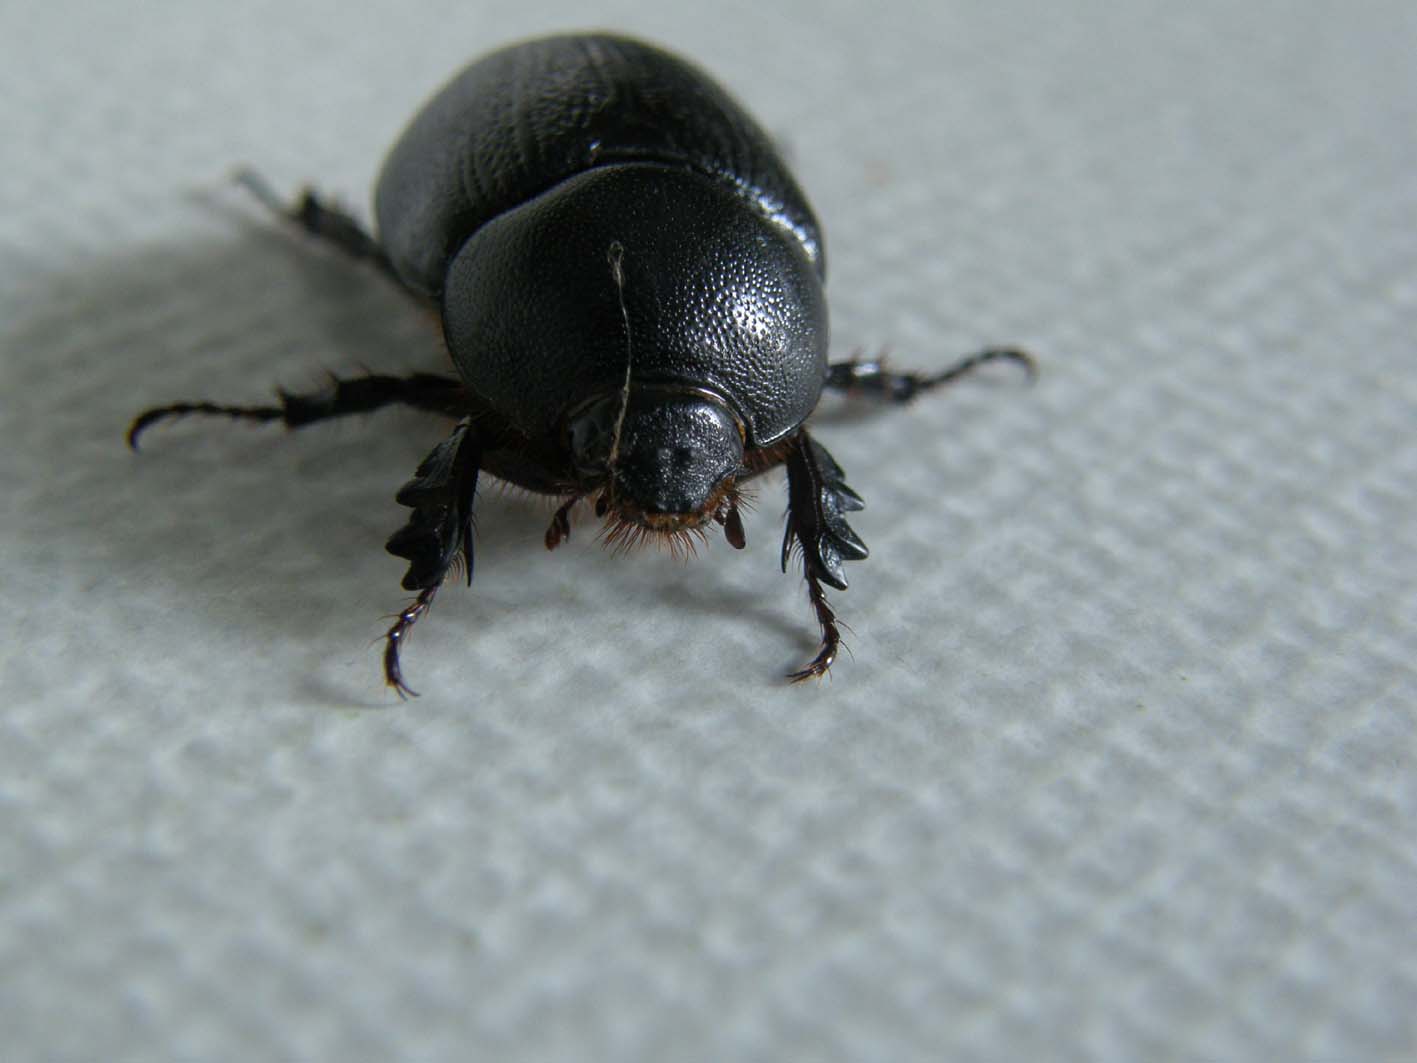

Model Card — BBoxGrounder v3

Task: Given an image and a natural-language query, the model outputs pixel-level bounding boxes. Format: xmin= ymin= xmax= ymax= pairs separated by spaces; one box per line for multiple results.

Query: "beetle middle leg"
xmin=127 ymin=372 xmax=465 ymax=448
xmin=825 ymin=347 xmax=1036 ymax=402
xmin=383 ymin=420 xmax=483 ymax=696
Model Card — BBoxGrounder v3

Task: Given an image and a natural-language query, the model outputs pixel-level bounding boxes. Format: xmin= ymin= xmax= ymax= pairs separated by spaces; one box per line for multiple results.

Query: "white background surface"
xmin=2 ymin=1 xmax=1414 ymax=1059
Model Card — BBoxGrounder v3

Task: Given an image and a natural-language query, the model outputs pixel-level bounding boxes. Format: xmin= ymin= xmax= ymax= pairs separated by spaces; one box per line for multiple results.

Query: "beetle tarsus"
xmin=384 ymin=586 xmax=439 ymax=698
xmin=788 ymin=570 xmax=840 ymax=681
xmin=232 ymin=166 xmax=288 ymax=215
xmin=126 ymin=401 xmax=283 ymax=449
xmin=127 ymin=372 xmax=465 ymax=447
xmin=825 ymin=346 xmax=1036 ymax=402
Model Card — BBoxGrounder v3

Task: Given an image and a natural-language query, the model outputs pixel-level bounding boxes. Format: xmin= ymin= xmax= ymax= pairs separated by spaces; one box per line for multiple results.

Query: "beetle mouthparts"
xmin=599 ymin=477 xmax=742 ymax=558
xmin=599 ymin=506 xmax=710 ymax=558
xmin=633 ymin=506 xmax=714 ymax=532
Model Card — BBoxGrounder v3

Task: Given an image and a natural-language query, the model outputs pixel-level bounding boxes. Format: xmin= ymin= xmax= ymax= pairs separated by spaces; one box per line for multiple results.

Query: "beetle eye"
xmin=568 ymin=398 xmax=618 ymax=475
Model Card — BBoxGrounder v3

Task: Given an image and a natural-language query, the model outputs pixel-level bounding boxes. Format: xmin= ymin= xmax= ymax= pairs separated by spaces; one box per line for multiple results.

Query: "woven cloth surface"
xmin=2 ymin=1 xmax=1414 ymax=1059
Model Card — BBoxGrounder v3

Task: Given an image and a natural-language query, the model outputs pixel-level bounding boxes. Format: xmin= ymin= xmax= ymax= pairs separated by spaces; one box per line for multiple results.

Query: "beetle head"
xmin=569 ymin=389 xmax=744 ymax=545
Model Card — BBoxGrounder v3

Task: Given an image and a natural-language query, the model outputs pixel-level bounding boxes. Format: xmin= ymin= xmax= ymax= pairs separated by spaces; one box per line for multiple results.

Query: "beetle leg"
xmin=824 ymin=347 xmax=1035 ymax=403
xmin=127 ymin=372 xmax=465 ymax=448
xmin=233 ymin=168 xmax=409 ymax=287
xmin=384 ymin=586 xmax=439 ymax=699
xmin=382 ymin=421 xmax=483 ymax=696
xmin=790 ymin=570 xmax=842 ymax=680
xmin=781 ymin=429 xmax=869 ymax=680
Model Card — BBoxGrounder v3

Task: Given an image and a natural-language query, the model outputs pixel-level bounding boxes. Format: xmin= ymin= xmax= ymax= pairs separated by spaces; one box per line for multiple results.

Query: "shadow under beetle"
xmin=129 ymin=33 xmax=1034 ymax=695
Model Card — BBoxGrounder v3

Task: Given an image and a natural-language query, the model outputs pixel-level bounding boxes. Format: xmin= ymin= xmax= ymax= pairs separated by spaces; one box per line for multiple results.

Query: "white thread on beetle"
xmin=605 ymin=241 xmax=633 ymax=473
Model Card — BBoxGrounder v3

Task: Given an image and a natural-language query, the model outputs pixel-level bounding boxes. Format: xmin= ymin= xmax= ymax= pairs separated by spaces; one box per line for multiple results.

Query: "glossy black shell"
xmin=373 ymin=33 xmax=829 ymax=447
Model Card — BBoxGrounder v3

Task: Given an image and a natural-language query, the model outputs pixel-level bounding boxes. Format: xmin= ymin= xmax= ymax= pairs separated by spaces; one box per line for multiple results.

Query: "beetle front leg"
xmin=781 ymin=429 xmax=869 ymax=680
xmin=382 ymin=421 xmax=483 ymax=696
xmin=791 ymin=569 xmax=843 ymax=680
xmin=825 ymin=347 xmax=1035 ymax=403
xmin=384 ymin=586 xmax=440 ymax=697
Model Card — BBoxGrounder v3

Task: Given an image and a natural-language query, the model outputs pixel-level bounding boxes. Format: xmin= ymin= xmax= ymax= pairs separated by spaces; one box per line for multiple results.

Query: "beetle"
xmin=129 ymin=32 xmax=1033 ymax=695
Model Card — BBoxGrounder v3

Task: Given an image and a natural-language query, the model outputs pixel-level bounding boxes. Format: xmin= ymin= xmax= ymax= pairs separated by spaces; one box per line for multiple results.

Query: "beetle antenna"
xmin=605 ymin=240 xmax=633 ymax=478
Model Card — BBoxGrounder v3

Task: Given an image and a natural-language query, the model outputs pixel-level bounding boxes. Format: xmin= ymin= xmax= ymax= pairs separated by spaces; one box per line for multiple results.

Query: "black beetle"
xmin=129 ymin=33 xmax=1032 ymax=694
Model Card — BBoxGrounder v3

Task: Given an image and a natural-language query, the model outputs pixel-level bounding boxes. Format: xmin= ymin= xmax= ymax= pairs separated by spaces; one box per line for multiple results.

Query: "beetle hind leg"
xmin=825 ymin=347 xmax=1036 ymax=403
xmin=233 ymin=167 xmax=412 ymax=290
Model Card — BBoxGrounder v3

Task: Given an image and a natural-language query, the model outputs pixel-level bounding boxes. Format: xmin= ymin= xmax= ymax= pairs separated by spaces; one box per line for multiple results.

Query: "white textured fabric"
xmin=2 ymin=1 xmax=1414 ymax=1059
